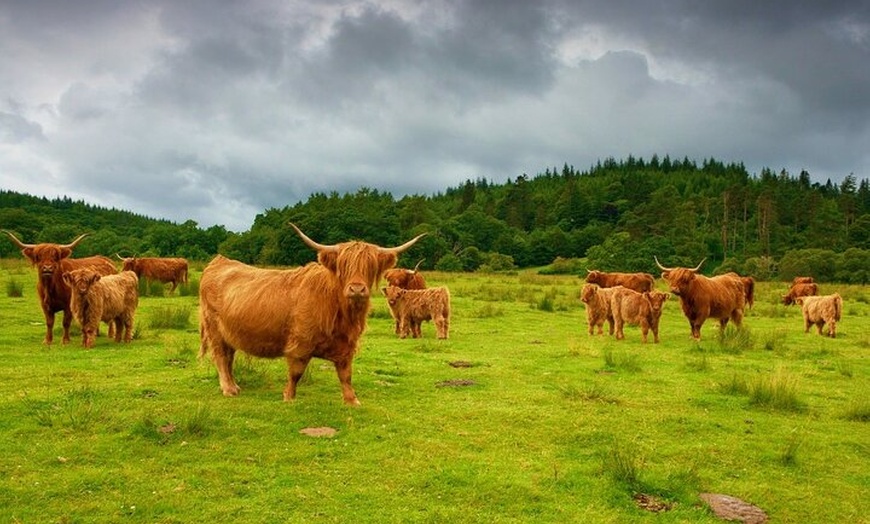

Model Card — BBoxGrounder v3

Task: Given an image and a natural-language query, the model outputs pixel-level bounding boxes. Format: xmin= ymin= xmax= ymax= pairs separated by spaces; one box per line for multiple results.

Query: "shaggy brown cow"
xmin=792 ymin=276 xmax=814 ymax=285
xmin=382 ymin=259 xmax=427 ymax=334
xmin=199 ymin=223 xmax=425 ymax=405
xmin=610 ymin=288 xmax=670 ymax=343
xmin=3 ymin=230 xmax=117 ymax=344
xmin=118 ymin=256 xmax=189 ymax=293
xmin=580 ymin=283 xmax=618 ymax=335
xmin=725 ymin=273 xmax=756 ymax=309
xmin=382 ymin=285 xmax=450 ymax=339
xmin=585 ymin=269 xmax=655 ymax=293
xmin=782 ymin=282 xmax=819 ymax=305
xmin=655 ymin=257 xmax=746 ymax=340
xmin=795 ymin=293 xmax=842 ymax=338
xmin=63 ymin=269 xmax=139 ymax=348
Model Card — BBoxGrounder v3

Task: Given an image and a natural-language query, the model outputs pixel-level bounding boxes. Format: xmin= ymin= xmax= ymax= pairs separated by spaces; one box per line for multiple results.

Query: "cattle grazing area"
xmin=0 ymin=262 xmax=867 ymax=523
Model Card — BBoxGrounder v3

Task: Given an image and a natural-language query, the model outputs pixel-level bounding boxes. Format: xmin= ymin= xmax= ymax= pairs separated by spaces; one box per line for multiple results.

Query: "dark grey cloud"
xmin=0 ymin=0 xmax=867 ymax=231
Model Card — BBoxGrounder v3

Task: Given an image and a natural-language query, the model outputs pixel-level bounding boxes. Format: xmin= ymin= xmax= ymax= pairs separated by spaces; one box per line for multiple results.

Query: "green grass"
xmin=0 ymin=262 xmax=868 ymax=523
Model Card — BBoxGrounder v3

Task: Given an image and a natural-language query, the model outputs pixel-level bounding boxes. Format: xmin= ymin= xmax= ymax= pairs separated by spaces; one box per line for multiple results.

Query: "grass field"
xmin=0 ymin=260 xmax=867 ymax=523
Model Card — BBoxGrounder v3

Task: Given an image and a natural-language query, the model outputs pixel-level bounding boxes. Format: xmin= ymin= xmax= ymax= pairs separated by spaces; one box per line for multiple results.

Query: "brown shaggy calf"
xmin=62 ymin=269 xmax=139 ymax=348
xmin=382 ymin=285 xmax=450 ymax=339
xmin=580 ymin=283 xmax=617 ymax=335
xmin=610 ymin=287 xmax=670 ymax=343
xmin=782 ymin=282 xmax=818 ymax=305
xmin=792 ymin=276 xmax=814 ymax=285
xmin=795 ymin=293 xmax=842 ymax=338
xmin=382 ymin=260 xmax=427 ymax=334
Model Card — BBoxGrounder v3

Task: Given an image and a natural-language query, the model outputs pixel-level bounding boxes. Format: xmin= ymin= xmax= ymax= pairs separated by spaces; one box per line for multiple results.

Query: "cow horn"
xmin=289 ymin=223 xmax=337 ymax=253
xmin=413 ymin=258 xmax=424 ymax=272
xmin=690 ymin=258 xmax=706 ymax=272
xmin=59 ymin=234 xmax=89 ymax=250
xmin=654 ymin=256 xmax=673 ymax=271
xmin=378 ymin=232 xmax=427 ymax=255
xmin=2 ymin=230 xmax=34 ymax=249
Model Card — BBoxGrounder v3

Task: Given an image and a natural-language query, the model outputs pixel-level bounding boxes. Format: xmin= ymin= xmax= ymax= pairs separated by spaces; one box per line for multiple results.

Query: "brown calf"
xmin=62 ymin=269 xmax=139 ymax=348
xmin=795 ymin=293 xmax=842 ymax=338
xmin=610 ymin=287 xmax=670 ymax=343
xmin=382 ymin=285 xmax=450 ymax=339
xmin=119 ymin=256 xmax=189 ymax=293
xmin=580 ymin=283 xmax=617 ymax=336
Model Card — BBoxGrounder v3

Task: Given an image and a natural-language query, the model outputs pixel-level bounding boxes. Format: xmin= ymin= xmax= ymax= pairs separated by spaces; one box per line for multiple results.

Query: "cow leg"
xmin=829 ymin=321 xmax=836 ymax=338
xmin=614 ymin=316 xmax=624 ymax=340
xmin=213 ymin=341 xmax=240 ymax=396
xmin=816 ymin=322 xmax=824 ymax=336
xmin=607 ymin=317 xmax=615 ymax=336
xmin=333 ymin=357 xmax=360 ymax=406
xmin=641 ymin=322 xmax=649 ymax=343
xmin=283 ymin=355 xmax=312 ymax=402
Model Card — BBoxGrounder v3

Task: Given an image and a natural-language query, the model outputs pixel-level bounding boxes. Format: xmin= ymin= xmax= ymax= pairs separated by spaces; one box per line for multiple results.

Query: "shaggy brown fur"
xmin=3 ymin=230 xmax=117 ymax=344
xmin=382 ymin=286 xmax=450 ymax=339
xmin=580 ymin=283 xmax=618 ymax=336
xmin=63 ymin=269 xmax=138 ymax=348
xmin=610 ymin=288 xmax=670 ymax=343
xmin=585 ymin=270 xmax=656 ymax=293
xmin=782 ymin=282 xmax=818 ymax=305
xmin=795 ymin=293 xmax=842 ymax=338
xmin=198 ymin=224 xmax=425 ymax=405
xmin=120 ymin=256 xmax=189 ymax=292
xmin=657 ymin=258 xmax=746 ymax=340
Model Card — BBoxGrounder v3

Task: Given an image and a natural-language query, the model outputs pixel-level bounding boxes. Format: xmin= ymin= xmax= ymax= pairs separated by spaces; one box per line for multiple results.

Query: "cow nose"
xmin=347 ymin=283 xmax=369 ymax=299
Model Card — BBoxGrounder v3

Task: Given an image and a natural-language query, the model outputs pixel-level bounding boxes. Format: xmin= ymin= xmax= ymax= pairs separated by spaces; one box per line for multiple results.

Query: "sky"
xmin=1 ymin=1 xmax=868 ymax=232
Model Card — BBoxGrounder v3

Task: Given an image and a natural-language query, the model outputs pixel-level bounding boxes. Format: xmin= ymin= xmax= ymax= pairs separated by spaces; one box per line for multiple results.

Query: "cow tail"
xmin=833 ymin=294 xmax=842 ymax=322
xmin=745 ymin=279 xmax=755 ymax=309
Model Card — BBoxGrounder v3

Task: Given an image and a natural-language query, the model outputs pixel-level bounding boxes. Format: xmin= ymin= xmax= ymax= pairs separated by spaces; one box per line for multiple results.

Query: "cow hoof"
xmin=344 ymin=397 xmax=361 ymax=407
xmin=221 ymin=387 xmax=240 ymax=397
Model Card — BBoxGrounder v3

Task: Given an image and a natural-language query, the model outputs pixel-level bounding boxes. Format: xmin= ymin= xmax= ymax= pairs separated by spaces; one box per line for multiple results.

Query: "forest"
xmin=2 ymin=155 xmax=869 ymax=283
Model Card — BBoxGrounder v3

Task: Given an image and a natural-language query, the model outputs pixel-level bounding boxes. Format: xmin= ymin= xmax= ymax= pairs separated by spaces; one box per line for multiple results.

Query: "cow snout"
xmin=346 ymin=282 xmax=370 ymax=300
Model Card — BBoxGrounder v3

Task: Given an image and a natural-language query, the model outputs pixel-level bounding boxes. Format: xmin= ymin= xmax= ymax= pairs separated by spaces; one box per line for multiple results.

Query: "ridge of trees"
xmin=2 ymin=155 xmax=868 ymax=283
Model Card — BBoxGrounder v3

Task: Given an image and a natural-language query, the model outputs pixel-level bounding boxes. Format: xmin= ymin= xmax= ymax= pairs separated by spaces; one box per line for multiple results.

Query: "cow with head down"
xmin=585 ymin=269 xmax=656 ymax=293
xmin=117 ymin=255 xmax=189 ymax=293
xmin=782 ymin=282 xmax=819 ymax=305
xmin=655 ymin=257 xmax=746 ymax=340
xmin=199 ymin=223 xmax=425 ymax=405
xmin=3 ymin=230 xmax=117 ymax=345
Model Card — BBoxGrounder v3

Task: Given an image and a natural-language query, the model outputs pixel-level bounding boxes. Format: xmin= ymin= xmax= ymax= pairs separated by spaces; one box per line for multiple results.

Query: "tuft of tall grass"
xmin=178 ymin=277 xmax=200 ymax=297
xmin=5 ymin=278 xmax=23 ymax=297
xmin=717 ymin=326 xmax=754 ymax=354
xmin=748 ymin=367 xmax=804 ymax=412
xmin=22 ymin=387 xmax=110 ymax=431
xmin=840 ymin=401 xmax=870 ymax=422
xmin=131 ymin=404 xmax=217 ymax=444
xmin=719 ymin=373 xmax=749 ymax=396
xmin=685 ymin=354 xmax=710 ymax=372
xmin=148 ymin=305 xmax=192 ymax=330
xmin=780 ymin=428 xmax=804 ymax=466
xmin=602 ymin=438 xmax=643 ymax=490
xmin=471 ymin=303 xmax=504 ymax=318
xmin=602 ymin=348 xmax=642 ymax=373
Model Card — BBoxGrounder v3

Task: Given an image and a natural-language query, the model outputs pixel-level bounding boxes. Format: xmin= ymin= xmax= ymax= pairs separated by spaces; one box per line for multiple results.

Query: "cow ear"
xmin=378 ymin=252 xmax=398 ymax=275
xmin=90 ymin=273 xmax=101 ymax=284
xmin=62 ymin=273 xmax=72 ymax=286
xmin=317 ymin=251 xmax=338 ymax=271
xmin=21 ymin=247 xmax=36 ymax=263
xmin=59 ymin=247 xmax=73 ymax=259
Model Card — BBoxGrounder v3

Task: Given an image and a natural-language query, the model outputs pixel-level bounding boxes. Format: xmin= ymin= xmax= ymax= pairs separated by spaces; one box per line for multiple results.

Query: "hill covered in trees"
xmin=2 ymin=155 xmax=869 ymax=283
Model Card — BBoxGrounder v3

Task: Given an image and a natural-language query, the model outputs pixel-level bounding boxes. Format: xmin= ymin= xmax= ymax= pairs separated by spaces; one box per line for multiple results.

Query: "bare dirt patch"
xmin=700 ymin=493 xmax=768 ymax=523
xmin=435 ymin=379 xmax=477 ymax=388
xmin=299 ymin=426 xmax=338 ymax=438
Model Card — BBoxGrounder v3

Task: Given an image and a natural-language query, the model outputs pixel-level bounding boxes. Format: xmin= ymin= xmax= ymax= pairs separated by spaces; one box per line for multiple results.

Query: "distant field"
xmin=0 ymin=259 xmax=867 ymax=523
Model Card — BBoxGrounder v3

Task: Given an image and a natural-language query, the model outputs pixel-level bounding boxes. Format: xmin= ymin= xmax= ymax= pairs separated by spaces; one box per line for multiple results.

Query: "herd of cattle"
xmin=2 ymin=227 xmax=845 ymax=405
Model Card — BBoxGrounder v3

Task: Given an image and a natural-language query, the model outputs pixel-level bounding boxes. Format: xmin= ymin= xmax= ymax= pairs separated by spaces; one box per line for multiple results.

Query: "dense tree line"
xmin=2 ymin=155 xmax=869 ymax=282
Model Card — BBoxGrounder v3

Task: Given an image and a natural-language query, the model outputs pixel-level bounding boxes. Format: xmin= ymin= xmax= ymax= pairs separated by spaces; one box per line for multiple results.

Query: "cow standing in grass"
xmin=585 ymin=269 xmax=656 ymax=293
xmin=199 ymin=224 xmax=425 ymax=405
xmin=580 ymin=283 xmax=618 ymax=336
xmin=382 ymin=259 xmax=427 ymax=334
xmin=782 ymin=282 xmax=819 ymax=305
xmin=795 ymin=293 xmax=842 ymax=338
xmin=610 ymin=287 xmax=670 ymax=343
xmin=118 ymin=255 xmax=189 ymax=293
xmin=3 ymin=230 xmax=117 ymax=344
xmin=63 ymin=269 xmax=139 ymax=348
xmin=655 ymin=257 xmax=746 ymax=340
xmin=382 ymin=285 xmax=450 ymax=339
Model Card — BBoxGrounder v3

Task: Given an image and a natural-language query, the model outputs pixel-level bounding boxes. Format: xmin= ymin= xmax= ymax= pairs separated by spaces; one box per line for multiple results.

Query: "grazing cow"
xmin=782 ymin=282 xmax=819 ymax=305
xmin=382 ymin=285 xmax=450 ymax=339
xmin=199 ymin=223 xmax=425 ymax=405
xmin=795 ymin=294 xmax=842 ymax=338
xmin=382 ymin=259 xmax=427 ymax=334
xmin=62 ymin=269 xmax=139 ymax=348
xmin=610 ymin=287 xmax=670 ymax=343
xmin=580 ymin=283 xmax=618 ymax=336
xmin=792 ymin=276 xmax=814 ymax=285
xmin=655 ymin=257 xmax=746 ymax=340
xmin=118 ymin=255 xmax=189 ymax=293
xmin=585 ymin=269 xmax=656 ymax=293
xmin=3 ymin=230 xmax=117 ymax=344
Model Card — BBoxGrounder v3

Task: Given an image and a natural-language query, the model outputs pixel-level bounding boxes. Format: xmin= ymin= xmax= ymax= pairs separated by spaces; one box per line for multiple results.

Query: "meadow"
xmin=0 ymin=259 xmax=867 ymax=523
